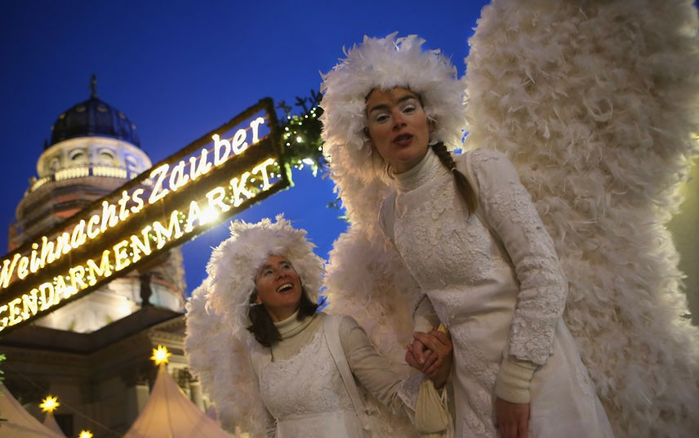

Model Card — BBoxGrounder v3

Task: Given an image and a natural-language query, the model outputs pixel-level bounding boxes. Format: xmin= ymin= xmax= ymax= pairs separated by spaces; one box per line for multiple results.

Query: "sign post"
xmin=0 ymin=98 xmax=290 ymax=334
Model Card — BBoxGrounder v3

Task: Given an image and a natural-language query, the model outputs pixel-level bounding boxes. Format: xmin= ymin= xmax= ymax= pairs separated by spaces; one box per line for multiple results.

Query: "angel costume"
xmin=251 ymin=311 xmax=416 ymax=437
xmin=318 ymin=32 xmax=622 ymax=438
xmin=185 ymin=217 xmax=423 ymax=438
xmin=322 ymin=6 xmax=699 ymax=435
xmin=380 ymin=146 xmax=612 ymax=437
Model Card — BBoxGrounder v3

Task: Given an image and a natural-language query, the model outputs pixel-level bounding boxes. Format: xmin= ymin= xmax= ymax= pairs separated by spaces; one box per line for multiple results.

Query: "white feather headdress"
xmin=185 ymin=216 xmax=324 ymax=436
xmin=320 ymin=33 xmax=466 ymax=226
xmin=320 ymin=32 xmax=465 ymax=159
xmin=206 ymin=214 xmax=323 ymax=334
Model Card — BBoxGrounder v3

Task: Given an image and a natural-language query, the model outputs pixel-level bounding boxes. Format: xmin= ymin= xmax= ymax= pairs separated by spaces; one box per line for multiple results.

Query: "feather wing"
xmin=185 ymin=280 xmax=273 ymax=437
xmin=463 ymin=1 xmax=699 ymax=436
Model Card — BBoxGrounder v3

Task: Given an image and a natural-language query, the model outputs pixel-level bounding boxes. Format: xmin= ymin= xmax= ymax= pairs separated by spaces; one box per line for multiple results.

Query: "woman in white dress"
xmin=185 ymin=216 xmax=452 ymax=437
xmin=320 ymin=34 xmax=614 ymax=438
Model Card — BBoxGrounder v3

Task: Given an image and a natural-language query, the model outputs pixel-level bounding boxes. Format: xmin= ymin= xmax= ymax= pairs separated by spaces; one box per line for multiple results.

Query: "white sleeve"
xmin=338 ymin=314 xmax=422 ymax=413
xmin=470 ymin=149 xmax=568 ymax=365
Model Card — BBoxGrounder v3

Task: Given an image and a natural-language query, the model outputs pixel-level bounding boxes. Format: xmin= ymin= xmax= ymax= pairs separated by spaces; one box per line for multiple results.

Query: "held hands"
xmin=405 ymin=327 xmax=453 ymax=389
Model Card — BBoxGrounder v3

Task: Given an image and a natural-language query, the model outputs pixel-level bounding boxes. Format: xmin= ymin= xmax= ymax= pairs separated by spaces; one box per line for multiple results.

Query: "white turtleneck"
xmin=270 ymin=310 xmax=322 ymax=361
xmin=392 ymin=146 xmax=448 ymax=192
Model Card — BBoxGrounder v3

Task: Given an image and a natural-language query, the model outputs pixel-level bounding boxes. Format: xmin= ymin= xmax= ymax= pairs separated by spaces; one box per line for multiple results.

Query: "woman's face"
xmin=254 ymin=254 xmax=303 ymax=322
xmin=365 ymin=87 xmax=434 ymax=174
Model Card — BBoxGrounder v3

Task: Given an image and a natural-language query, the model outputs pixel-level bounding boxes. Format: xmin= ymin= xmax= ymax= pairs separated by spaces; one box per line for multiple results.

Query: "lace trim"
xmin=259 ymin=330 xmax=353 ymax=420
xmin=470 ymin=149 xmax=567 ymax=365
xmin=462 ymin=386 xmax=497 ymax=437
xmin=394 ymin=176 xmax=498 ymax=291
xmin=450 ymin=325 xmax=498 ymax=437
xmin=397 ymin=372 xmax=423 ymax=415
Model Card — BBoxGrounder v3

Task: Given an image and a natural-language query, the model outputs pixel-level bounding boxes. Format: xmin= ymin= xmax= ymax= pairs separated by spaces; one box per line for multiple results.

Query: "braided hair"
xmin=430 ymin=141 xmax=477 ymax=215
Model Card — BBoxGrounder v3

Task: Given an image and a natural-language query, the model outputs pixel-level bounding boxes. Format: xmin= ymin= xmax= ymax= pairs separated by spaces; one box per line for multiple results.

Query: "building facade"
xmin=0 ymin=79 xmax=210 ymax=436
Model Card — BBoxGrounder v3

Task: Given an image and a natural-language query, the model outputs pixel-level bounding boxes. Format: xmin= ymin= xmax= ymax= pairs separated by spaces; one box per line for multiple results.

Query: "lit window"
xmin=99 ymin=149 xmax=115 ymax=163
xmin=125 ymin=155 xmax=139 ymax=170
xmin=69 ymin=149 xmax=87 ymax=163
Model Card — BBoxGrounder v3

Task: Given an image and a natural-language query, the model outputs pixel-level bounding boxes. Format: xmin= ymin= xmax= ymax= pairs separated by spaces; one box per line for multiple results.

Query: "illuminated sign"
xmin=0 ymin=98 xmax=290 ymax=333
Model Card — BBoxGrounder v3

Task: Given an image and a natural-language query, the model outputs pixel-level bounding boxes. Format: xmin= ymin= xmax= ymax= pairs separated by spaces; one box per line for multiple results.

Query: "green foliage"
xmin=277 ymin=90 xmax=326 ymax=176
xmin=277 ymin=91 xmax=344 ymax=214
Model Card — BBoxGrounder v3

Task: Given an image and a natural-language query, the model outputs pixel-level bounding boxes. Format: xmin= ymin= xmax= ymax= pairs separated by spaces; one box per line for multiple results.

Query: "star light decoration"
xmin=151 ymin=345 xmax=171 ymax=366
xmin=79 ymin=430 xmax=93 ymax=438
xmin=40 ymin=395 xmax=59 ymax=412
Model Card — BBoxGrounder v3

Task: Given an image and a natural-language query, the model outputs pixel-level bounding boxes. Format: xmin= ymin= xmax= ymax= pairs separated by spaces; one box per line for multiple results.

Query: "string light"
xmin=280 ymin=103 xmax=325 ymax=175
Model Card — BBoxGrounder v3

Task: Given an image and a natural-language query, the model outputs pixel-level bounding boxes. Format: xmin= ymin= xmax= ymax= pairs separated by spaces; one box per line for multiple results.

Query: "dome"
xmin=48 ymin=76 xmax=141 ymax=149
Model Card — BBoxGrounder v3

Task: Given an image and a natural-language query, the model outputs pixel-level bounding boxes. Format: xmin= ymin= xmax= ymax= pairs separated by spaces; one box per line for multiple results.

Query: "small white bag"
xmin=414 ymin=325 xmax=454 ymax=438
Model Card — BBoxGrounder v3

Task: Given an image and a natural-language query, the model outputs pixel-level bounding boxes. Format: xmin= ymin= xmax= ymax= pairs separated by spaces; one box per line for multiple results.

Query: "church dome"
xmin=48 ymin=76 xmax=141 ymax=149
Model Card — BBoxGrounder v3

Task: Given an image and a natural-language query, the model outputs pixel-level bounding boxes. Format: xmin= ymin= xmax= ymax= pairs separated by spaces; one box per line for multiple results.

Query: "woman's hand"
xmin=406 ymin=329 xmax=453 ymax=388
xmin=406 ymin=337 xmax=436 ymax=372
xmin=495 ymin=397 xmax=530 ymax=438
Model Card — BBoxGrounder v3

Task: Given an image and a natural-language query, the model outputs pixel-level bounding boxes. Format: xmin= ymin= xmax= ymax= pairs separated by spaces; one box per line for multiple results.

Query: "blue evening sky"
xmin=0 ymin=0 xmax=489 ymax=294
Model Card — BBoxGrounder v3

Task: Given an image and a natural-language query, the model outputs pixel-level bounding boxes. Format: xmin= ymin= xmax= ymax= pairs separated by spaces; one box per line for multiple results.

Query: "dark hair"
xmin=431 ymin=141 xmax=477 ymax=215
xmin=246 ymin=287 xmax=319 ymax=347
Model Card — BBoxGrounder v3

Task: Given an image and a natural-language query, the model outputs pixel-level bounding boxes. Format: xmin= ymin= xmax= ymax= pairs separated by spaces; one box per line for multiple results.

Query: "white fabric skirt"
xmin=276 ymin=410 xmax=365 ymax=438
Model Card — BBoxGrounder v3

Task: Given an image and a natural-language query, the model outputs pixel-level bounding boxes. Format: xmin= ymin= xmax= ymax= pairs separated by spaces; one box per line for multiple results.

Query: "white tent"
xmin=0 ymin=383 xmax=65 ymax=438
xmin=42 ymin=411 xmax=66 ymax=437
xmin=123 ymin=364 xmax=233 ymax=438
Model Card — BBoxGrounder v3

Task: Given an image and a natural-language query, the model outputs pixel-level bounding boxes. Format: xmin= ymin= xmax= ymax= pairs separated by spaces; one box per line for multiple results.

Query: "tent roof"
xmin=123 ymin=364 xmax=232 ymax=438
xmin=42 ymin=411 xmax=67 ymax=437
xmin=0 ymin=383 xmax=65 ymax=438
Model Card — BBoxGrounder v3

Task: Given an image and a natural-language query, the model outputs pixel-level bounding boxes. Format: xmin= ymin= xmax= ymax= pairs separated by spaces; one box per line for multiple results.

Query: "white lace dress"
xmin=257 ymin=329 xmax=362 ymax=437
xmin=381 ymin=148 xmax=613 ymax=437
xmin=251 ymin=312 xmax=417 ymax=438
